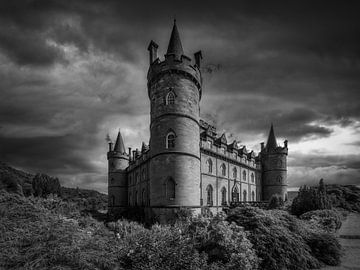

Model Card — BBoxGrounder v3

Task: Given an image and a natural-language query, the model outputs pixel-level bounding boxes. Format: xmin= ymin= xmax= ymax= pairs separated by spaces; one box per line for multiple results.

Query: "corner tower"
xmin=107 ymin=130 xmax=129 ymax=213
xmin=147 ymin=21 xmax=203 ymax=208
xmin=260 ymin=124 xmax=288 ymax=201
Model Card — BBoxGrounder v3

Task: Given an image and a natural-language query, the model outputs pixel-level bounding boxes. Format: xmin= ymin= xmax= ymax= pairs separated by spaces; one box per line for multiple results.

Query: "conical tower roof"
xmin=113 ymin=130 xmax=126 ymax=153
xmin=266 ymin=124 xmax=278 ymax=151
xmin=166 ymin=20 xmax=184 ymax=56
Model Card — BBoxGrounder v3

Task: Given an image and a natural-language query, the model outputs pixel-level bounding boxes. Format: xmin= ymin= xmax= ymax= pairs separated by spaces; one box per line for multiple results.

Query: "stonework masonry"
xmin=107 ymin=21 xmax=288 ymax=219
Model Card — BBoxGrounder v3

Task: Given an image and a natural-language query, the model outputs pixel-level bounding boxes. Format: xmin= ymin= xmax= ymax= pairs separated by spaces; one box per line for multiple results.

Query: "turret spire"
xmin=113 ymin=130 xmax=126 ymax=154
xmin=166 ymin=19 xmax=184 ymax=56
xmin=266 ymin=123 xmax=278 ymax=151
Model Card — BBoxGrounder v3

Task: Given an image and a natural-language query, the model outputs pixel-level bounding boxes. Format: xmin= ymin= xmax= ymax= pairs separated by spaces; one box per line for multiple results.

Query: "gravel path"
xmin=321 ymin=213 xmax=360 ymax=270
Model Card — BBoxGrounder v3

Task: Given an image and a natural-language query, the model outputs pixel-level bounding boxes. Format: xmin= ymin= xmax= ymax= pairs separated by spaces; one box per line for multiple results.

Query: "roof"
xmin=266 ymin=124 xmax=278 ymax=151
xmin=166 ymin=20 xmax=184 ymax=56
xmin=113 ymin=130 xmax=126 ymax=153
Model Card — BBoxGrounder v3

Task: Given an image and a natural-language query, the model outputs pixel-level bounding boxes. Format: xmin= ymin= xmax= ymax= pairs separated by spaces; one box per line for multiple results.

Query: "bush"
xmin=300 ymin=209 xmax=342 ymax=233
xmin=291 ymin=179 xmax=332 ymax=216
xmin=267 ymin=194 xmax=284 ymax=209
xmin=227 ymin=207 xmax=321 ymax=270
xmin=32 ymin=173 xmax=61 ymax=197
xmin=306 ymin=233 xmax=341 ymax=266
xmin=327 ymin=185 xmax=360 ymax=212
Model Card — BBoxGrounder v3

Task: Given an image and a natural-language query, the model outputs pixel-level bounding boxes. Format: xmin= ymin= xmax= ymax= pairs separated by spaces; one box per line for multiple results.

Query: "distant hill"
xmin=0 ymin=161 xmax=107 ymax=211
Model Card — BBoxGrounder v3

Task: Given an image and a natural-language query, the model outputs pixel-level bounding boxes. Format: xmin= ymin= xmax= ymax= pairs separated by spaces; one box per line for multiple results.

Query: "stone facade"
xmin=107 ymin=21 xmax=288 ymax=216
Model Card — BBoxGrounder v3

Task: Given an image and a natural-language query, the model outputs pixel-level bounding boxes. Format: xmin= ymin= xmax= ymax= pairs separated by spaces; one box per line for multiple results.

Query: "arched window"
xmin=111 ymin=195 xmax=115 ymax=206
xmin=251 ymin=173 xmax=254 ymax=183
xmin=206 ymin=159 xmax=213 ymax=173
xmin=277 ymin=176 xmax=282 ymax=183
xmin=252 ymin=191 xmax=255 ymax=201
xmin=243 ymin=171 xmax=247 ymax=180
xmin=243 ymin=190 xmax=247 ymax=202
xmin=232 ymin=186 xmax=239 ymax=202
xmin=233 ymin=167 xmax=237 ymax=179
xmin=166 ymin=91 xmax=175 ymax=105
xmin=166 ymin=132 xmax=176 ymax=149
xmin=206 ymin=185 xmax=213 ymax=206
xmin=221 ymin=187 xmax=227 ymax=205
xmin=142 ymin=189 xmax=146 ymax=205
xmin=166 ymin=177 xmax=176 ymax=200
xmin=277 ymin=159 xmax=283 ymax=168
xmin=221 ymin=164 xmax=226 ymax=176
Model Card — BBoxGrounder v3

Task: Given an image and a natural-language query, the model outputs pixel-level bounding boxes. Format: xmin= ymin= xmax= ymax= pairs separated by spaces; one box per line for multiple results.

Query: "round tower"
xmin=147 ymin=21 xmax=203 ymax=208
xmin=260 ymin=124 xmax=288 ymax=201
xmin=107 ymin=130 xmax=129 ymax=213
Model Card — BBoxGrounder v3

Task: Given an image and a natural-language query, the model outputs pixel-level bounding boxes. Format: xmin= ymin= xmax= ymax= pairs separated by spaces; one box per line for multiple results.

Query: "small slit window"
xmin=166 ymin=177 xmax=176 ymax=200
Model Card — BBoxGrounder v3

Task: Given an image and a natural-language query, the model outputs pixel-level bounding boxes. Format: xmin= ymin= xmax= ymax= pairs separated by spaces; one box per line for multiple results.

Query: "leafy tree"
xmin=32 ymin=173 xmax=61 ymax=197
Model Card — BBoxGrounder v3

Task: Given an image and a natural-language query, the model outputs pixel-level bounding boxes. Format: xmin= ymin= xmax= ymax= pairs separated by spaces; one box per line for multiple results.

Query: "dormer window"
xmin=166 ymin=131 xmax=176 ymax=149
xmin=166 ymin=91 xmax=175 ymax=105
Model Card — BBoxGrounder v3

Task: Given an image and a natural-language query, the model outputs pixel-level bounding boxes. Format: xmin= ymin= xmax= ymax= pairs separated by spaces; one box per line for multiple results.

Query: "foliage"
xmin=32 ymin=173 xmax=61 ymax=197
xmin=226 ymin=206 xmax=342 ymax=270
xmin=267 ymin=194 xmax=284 ymax=209
xmin=0 ymin=171 xmax=23 ymax=195
xmin=306 ymin=233 xmax=341 ymax=266
xmin=300 ymin=209 xmax=342 ymax=233
xmin=326 ymin=184 xmax=360 ymax=212
xmin=291 ymin=179 xmax=332 ymax=216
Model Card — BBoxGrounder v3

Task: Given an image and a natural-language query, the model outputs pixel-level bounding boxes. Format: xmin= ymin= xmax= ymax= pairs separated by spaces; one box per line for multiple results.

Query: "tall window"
xmin=166 ymin=177 xmax=176 ymax=200
xmin=233 ymin=167 xmax=237 ymax=179
xmin=142 ymin=189 xmax=146 ymax=205
xmin=221 ymin=187 xmax=227 ymax=205
xmin=135 ymin=191 xmax=138 ymax=206
xmin=207 ymin=159 xmax=213 ymax=173
xmin=221 ymin=164 xmax=226 ymax=176
xmin=243 ymin=190 xmax=247 ymax=202
xmin=277 ymin=176 xmax=282 ymax=183
xmin=166 ymin=132 xmax=176 ymax=149
xmin=111 ymin=195 xmax=115 ymax=206
xmin=129 ymin=192 xmax=132 ymax=205
xmin=243 ymin=171 xmax=247 ymax=180
xmin=166 ymin=91 xmax=175 ymax=105
xmin=206 ymin=185 xmax=213 ymax=206
xmin=251 ymin=173 xmax=254 ymax=183
xmin=252 ymin=191 xmax=255 ymax=201
xmin=232 ymin=186 xmax=239 ymax=202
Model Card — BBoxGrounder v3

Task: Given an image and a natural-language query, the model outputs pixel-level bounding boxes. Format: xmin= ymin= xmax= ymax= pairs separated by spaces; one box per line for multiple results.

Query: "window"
xmin=207 ymin=141 xmax=212 ymax=149
xmin=166 ymin=177 xmax=176 ymax=200
xmin=206 ymin=185 xmax=213 ymax=206
xmin=277 ymin=159 xmax=283 ymax=168
xmin=233 ymin=167 xmax=237 ymax=179
xmin=166 ymin=91 xmax=175 ymax=105
xmin=110 ymin=178 xmax=114 ymax=183
xmin=142 ymin=169 xmax=146 ymax=180
xmin=243 ymin=190 xmax=247 ymax=202
xmin=277 ymin=176 xmax=282 ymax=183
xmin=206 ymin=159 xmax=213 ymax=173
xmin=111 ymin=195 xmax=115 ymax=206
xmin=129 ymin=192 xmax=132 ymax=205
xmin=221 ymin=187 xmax=227 ymax=205
xmin=243 ymin=171 xmax=247 ymax=180
xmin=252 ymin=191 xmax=255 ymax=201
xmin=251 ymin=173 xmax=254 ymax=183
xmin=232 ymin=186 xmax=239 ymax=202
xmin=135 ymin=191 xmax=138 ymax=206
xmin=221 ymin=164 xmax=226 ymax=176
xmin=166 ymin=132 xmax=176 ymax=149
xmin=142 ymin=189 xmax=146 ymax=205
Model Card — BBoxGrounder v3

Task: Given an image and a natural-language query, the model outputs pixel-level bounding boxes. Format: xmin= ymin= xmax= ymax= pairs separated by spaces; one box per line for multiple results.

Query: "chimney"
xmin=284 ymin=140 xmax=288 ymax=148
xmin=147 ymin=40 xmax=159 ymax=64
xmin=108 ymin=142 xmax=113 ymax=152
xmin=260 ymin=142 xmax=264 ymax=151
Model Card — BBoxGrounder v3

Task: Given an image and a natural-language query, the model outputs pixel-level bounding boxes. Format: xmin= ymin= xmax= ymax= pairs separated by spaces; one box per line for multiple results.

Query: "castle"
xmin=107 ymin=21 xmax=288 ymax=218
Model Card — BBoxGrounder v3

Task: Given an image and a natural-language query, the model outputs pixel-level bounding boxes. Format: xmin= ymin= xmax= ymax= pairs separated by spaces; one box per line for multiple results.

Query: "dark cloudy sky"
xmin=1 ymin=0 xmax=359 ymax=193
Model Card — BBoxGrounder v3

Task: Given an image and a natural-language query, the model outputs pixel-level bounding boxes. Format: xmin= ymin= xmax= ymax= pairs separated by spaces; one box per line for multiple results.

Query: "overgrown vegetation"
xmin=327 ymin=184 xmax=360 ymax=212
xmin=291 ymin=179 xmax=332 ymax=216
xmin=226 ymin=206 xmax=341 ymax=270
xmin=267 ymin=194 xmax=284 ymax=209
xmin=300 ymin=209 xmax=343 ymax=233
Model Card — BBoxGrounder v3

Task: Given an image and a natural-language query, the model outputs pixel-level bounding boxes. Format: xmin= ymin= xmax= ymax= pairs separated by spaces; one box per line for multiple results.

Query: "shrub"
xmin=227 ymin=207 xmax=321 ymax=270
xmin=267 ymin=194 xmax=284 ymax=209
xmin=306 ymin=233 xmax=341 ymax=266
xmin=32 ymin=173 xmax=61 ymax=197
xmin=291 ymin=179 xmax=332 ymax=216
xmin=326 ymin=184 xmax=360 ymax=212
xmin=300 ymin=209 xmax=342 ymax=233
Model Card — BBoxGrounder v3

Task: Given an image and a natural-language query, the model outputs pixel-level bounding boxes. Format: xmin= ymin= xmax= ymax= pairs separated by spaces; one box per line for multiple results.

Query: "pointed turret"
xmin=114 ymin=130 xmax=126 ymax=154
xmin=166 ymin=20 xmax=184 ymax=57
xmin=266 ymin=124 xmax=277 ymax=151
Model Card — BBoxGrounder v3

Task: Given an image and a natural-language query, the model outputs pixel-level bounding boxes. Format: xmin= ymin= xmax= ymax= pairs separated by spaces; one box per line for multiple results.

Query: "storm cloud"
xmin=0 ymin=0 xmax=359 ymax=192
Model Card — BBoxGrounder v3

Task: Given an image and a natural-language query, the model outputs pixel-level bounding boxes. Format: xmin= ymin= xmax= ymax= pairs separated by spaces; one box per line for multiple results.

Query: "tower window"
xmin=142 ymin=189 xmax=146 ymax=205
xmin=243 ymin=171 xmax=247 ymax=181
xmin=233 ymin=167 xmax=237 ymax=179
xmin=206 ymin=185 xmax=213 ymax=206
xmin=221 ymin=187 xmax=227 ymax=205
xmin=221 ymin=164 xmax=226 ymax=176
xmin=166 ymin=91 xmax=175 ymax=105
xmin=166 ymin=177 xmax=176 ymax=200
xmin=207 ymin=159 xmax=213 ymax=173
xmin=111 ymin=195 xmax=115 ymax=206
xmin=277 ymin=176 xmax=282 ymax=183
xmin=166 ymin=132 xmax=176 ymax=149
xmin=243 ymin=190 xmax=247 ymax=202
xmin=252 ymin=191 xmax=255 ymax=201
